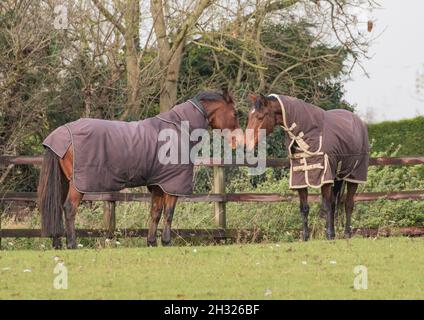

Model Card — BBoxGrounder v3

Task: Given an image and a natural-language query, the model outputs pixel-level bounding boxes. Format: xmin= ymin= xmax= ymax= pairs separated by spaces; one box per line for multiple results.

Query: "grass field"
xmin=0 ymin=237 xmax=423 ymax=299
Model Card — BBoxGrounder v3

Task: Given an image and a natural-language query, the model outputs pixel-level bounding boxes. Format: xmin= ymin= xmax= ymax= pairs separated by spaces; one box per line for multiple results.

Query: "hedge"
xmin=368 ymin=116 xmax=424 ymax=156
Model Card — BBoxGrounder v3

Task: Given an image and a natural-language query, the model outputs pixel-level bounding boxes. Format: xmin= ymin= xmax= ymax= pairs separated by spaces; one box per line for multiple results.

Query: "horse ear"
xmin=259 ymin=93 xmax=268 ymax=106
xmin=248 ymin=93 xmax=265 ymax=109
xmin=248 ymin=93 xmax=258 ymax=104
xmin=222 ymin=87 xmax=233 ymax=104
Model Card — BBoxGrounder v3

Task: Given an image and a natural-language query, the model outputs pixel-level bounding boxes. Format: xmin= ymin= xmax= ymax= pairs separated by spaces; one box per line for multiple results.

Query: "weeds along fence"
xmin=1 ymin=155 xmax=424 ymax=244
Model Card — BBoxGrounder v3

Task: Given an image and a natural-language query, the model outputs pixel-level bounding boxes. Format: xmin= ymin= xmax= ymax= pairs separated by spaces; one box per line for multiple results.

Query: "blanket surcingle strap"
xmin=269 ymin=94 xmax=370 ymax=189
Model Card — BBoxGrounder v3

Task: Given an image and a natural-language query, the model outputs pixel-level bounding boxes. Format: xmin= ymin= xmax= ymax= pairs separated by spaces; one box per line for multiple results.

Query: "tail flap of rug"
xmin=42 ymin=125 xmax=72 ymax=158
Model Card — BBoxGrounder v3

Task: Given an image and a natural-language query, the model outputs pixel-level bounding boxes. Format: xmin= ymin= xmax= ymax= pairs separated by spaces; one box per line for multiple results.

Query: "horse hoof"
xmin=147 ymin=240 xmax=157 ymax=247
xmin=52 ymin=238 xmax=62 ymax=249
xmin=326 ymin=233 xmax=335 ymax=240
xmin=66 ymin=244 xmax=77 ymax=250
xmin=161 ymin=239 xmax=172 ymax=247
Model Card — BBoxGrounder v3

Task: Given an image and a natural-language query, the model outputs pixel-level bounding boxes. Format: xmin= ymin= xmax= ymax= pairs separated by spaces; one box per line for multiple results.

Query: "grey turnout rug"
xmin=43 ymin=100 xmax=208 ymax=195
xmin=270 ymin=94 xmax=370 ymax=189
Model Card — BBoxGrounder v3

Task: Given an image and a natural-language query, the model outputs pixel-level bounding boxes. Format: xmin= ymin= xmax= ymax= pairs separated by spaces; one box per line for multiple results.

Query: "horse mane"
xmin=254 ymin=94 xmax=277 ymax=109
xmin=194 ymin=91 xmax=225 ymax=102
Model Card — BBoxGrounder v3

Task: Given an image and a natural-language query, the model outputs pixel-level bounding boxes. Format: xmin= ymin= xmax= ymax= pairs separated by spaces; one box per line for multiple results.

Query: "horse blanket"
xmin=43 ymin=100 xmax=208 ymax=196
xmin=270 ymin=94 xmax=369 ymax=189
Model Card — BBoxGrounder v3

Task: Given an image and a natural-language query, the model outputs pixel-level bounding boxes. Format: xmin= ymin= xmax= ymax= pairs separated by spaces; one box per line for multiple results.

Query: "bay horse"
xmin=245 ymin=93 xmax=369 ymax=240
xmin=38 ymin=90 xmax=242 ymax=249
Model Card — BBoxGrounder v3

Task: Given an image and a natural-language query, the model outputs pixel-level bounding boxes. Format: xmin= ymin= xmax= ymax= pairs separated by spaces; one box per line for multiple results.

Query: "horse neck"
xmin=270 ymin=102 xmax=283 ymax=129
xmin=200 ymin=100 xmax=221 ymax=128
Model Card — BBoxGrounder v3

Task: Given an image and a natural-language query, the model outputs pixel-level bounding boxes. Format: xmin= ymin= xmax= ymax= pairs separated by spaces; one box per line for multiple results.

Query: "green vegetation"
xmin=2 ymin=146 xmax=423 ymax=248
xmin=368 ymin=116 xmax=424 ymax=156
xmin=1 ymin=237 xmax=423 ymax=299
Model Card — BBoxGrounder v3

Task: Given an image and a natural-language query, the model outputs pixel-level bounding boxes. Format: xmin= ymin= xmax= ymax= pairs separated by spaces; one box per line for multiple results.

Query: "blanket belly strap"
xmin=290 ymin=151 xmax=323 ymax=159
xmin=292 ymin=162 xmax=324 ymax=172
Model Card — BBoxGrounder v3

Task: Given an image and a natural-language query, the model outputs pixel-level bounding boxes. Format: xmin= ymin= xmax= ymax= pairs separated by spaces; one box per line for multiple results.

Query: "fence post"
xmin=103 ymin=201 xmax=116 ymax=239
xmin=213 ymin=166 xmax=226 ymax=229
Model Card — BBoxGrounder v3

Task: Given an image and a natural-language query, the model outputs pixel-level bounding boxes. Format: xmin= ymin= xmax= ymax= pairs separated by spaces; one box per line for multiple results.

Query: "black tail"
xmin=333 ymin=180 xmax=344 ymax=198
xmin=37 ymin=148 xmax=64 ymax=237
xmin=333 ymin=179 xmax=345 ymax=223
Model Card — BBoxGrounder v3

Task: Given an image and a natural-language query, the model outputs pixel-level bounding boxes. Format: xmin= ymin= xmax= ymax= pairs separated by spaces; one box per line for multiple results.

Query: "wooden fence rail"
xmin=1 ymin=155 xmax=424 ymax=244
xmin=2 ymin=190 xmax=424 ymax=203
xmin=2 ymin=155 xmax=424 ymax=167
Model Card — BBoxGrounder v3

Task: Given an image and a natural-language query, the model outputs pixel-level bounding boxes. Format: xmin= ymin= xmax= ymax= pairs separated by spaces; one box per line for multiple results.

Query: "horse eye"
xmin=252 ymin=112 xmax=264 ymax=120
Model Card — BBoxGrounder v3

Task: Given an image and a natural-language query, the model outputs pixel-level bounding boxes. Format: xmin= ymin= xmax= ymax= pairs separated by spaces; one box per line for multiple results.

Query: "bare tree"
xmin=0 ymin=0 xmax=64 ymax=188
xmin=150 ymin=0 xmax=212 ymax=112
xmin=92 ymin=0 xmax=141 ymax=118
xmin=190 ymin=0 xmax=377 ymax=96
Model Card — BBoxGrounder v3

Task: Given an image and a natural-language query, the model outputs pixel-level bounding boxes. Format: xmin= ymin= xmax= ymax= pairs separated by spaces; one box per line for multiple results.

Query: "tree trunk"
xmin=151 ymin=0 xmax=211 ymax=112
xmin=125 ymin=41 xmax=140 ymax=118
xmin=92 ymin=0 xmax=141 ymax=119
xmin=160 ymin=42 xmax=184 ymax=112
xmin=124 ymin=0 xmax=141 ymax=118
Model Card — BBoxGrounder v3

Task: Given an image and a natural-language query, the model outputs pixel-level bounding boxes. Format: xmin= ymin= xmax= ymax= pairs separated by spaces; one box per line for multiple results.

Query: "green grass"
xmin=1 ymin=237 xmax=423 ymax=299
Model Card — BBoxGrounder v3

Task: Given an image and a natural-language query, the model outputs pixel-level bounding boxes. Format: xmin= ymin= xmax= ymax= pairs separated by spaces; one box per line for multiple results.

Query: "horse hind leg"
xmin=52 ymin=176 xmax=69 ymax=249
xmin=63 ymin=185 xmax=82 ymax=249
xmin=344 ymin=182 xmax=358 ymax=238
xmin=321 ymin=183 xmax=335 ymax=240
xmin=147 ymin=186 xmax=164 ymax=247
xmin=59 ymin=146 xmax=82 ymax=249
xmin=161 ymin=193 xmax=178 ymax=246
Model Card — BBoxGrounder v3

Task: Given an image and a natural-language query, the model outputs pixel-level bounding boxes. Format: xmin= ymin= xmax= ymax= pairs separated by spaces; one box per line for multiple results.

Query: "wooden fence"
xmin=1 ymin=155 xmax=424 ymax=244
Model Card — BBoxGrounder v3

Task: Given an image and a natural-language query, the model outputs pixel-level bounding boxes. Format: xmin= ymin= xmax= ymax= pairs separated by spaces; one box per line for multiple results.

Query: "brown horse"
xmin=245 ymin=93 xmax=369 ymax=240
xmin=38 ymin=90 xmax=242 ymax=249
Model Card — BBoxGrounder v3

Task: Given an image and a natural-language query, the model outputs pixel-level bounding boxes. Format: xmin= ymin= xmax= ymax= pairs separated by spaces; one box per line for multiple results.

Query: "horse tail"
xmin=38 ymin=148 xmax=65 ymax=237
xmin=333 ymin=179 xmax=345 ymax=222
xmin=333 ymin=180 xmax=344 ymax=198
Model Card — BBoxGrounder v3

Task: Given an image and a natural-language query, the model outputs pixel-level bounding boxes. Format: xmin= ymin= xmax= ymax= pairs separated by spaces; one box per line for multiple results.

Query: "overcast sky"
xmin=344 ymin=0 xmax=424 ymax=122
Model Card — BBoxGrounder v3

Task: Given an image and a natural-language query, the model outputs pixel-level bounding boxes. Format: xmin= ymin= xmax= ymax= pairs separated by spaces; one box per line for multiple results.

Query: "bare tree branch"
xmin=92 ymin=0 xmax=126 ymax=35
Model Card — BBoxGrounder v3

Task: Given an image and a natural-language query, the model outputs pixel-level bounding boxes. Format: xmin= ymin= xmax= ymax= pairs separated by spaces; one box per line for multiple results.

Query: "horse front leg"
xmin=321 ymin=184 xmax=335 ymax=240
xmin=63 ymin=184 xmax=82 ymax=249
xmin=52 ymin=237 xmax=62 ymax=249
xmin=298 ymin=188 xmax=310 ymax=241
xmin=161 ymin=194 xmax=178 ymax=246
xmin=147 ymin=186 xmax=164 ymax=247
xmin=344 ymin=182 xmax=358 ymax=238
